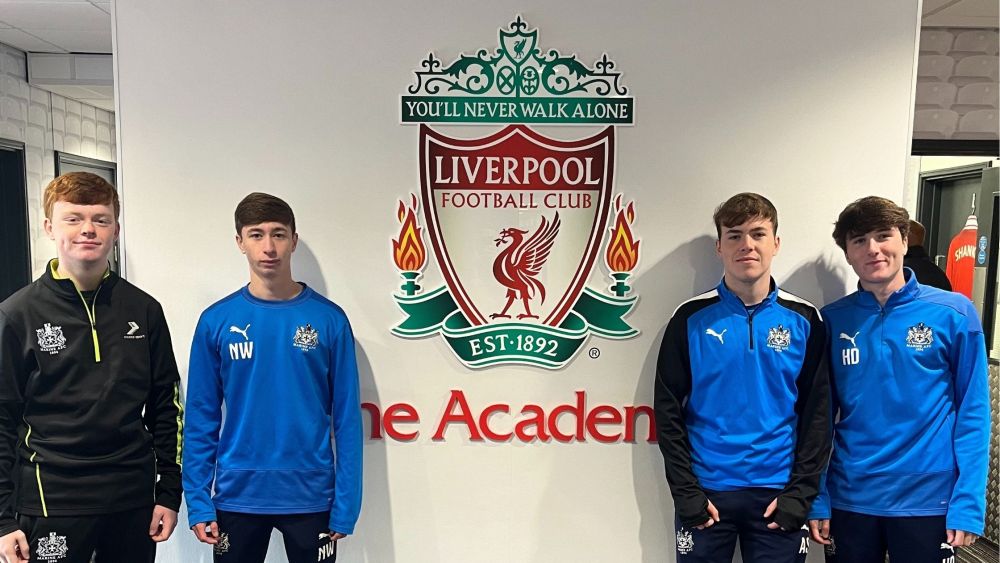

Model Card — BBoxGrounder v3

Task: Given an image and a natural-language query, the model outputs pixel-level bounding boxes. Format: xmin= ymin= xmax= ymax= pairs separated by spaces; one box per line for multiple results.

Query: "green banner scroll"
xmin=392 ymin=287 xmax=637 ymax=369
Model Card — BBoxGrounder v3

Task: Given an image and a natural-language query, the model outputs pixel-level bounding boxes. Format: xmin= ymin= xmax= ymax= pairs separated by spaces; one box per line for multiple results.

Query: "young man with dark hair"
xmin=0 ymin=172 xmax=183 ymax=563
xmin=808 ymin=196 xmax=989 ymax=563
xmin=184 ymin=192 xmax=362 ymax=563
xmin=656 ymin=192 xmax=830 ymax=562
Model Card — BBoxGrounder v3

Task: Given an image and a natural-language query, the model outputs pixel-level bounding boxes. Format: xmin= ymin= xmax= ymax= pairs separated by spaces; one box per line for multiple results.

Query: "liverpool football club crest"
xmin=391 ymin=16 xmax=639 ymax=369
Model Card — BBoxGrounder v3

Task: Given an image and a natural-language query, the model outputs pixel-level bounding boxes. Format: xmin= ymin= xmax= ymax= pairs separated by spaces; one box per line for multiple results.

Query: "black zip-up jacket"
xmin=654 ymin=279 xmax=831 ymax=531
xmin=0 ymin=261 xmax=183 ymax=535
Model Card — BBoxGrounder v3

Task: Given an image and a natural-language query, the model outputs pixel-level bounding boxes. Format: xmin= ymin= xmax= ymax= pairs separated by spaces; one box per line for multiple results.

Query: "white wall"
xmin=0 ymin=42 xmax=117 ymax=277
xmin=113 ymin=2 xmax=921 ymax=562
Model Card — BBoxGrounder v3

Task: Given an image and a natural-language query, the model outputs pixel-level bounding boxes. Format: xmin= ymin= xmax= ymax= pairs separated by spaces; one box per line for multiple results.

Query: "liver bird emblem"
xmin=490 ymin=212 xmax=561 ymax=320
xmin=512 ymin=38 xmax=527 ymax=59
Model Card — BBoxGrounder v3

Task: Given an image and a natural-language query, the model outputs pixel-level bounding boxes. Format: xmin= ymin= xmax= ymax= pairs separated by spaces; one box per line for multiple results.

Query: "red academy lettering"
xmin=362 ymin=390 xmax=655 ymax=444
xmin=361 ymin=402 xmax=420 ymax=441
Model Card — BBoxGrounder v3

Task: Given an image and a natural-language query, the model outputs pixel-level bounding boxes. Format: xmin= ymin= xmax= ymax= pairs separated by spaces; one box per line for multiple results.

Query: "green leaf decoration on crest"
xmin=442 ymin=55 xmax=485 ymax=77
xmin=407 ymin=15 xmax=627 ymax=99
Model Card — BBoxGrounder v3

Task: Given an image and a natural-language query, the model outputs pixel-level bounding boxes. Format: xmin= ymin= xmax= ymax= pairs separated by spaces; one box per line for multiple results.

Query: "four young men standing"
xmin=0 ymin=173 xmax=990 ymax=562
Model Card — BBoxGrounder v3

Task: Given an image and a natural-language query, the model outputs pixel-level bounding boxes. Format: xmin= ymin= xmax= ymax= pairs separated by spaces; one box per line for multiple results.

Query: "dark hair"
xmin=832 ymin=196 xmax=909 ymax=251
xmin=712 ymin=192 xmax=778 ymax=238
xmin=44 ymin=172 xmax=119 ymax=219
xmin=235 ymin=192 xmax=296 ymax=234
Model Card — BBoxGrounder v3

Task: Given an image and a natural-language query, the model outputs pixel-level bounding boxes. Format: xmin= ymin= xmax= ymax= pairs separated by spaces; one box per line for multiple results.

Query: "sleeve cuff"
xmin=187 ymin=509 xmax=218 ymax=528
xmin=944 ymin=518 xmax=984 ymax=537
xmin=328 ymin=517 xmax=356 ymax=536
xmin=0 ymin=520 xmax=19 ymax=537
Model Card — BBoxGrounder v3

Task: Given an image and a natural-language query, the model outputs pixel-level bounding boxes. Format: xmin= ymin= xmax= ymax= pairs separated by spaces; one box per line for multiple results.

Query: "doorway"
xmin=0 ymin=139 xmax=30 ymax=301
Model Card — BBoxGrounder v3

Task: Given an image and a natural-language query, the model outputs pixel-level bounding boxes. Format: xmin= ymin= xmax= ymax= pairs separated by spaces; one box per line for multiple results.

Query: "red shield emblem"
xmin=419 ymin=124 xmax=614 ymax=329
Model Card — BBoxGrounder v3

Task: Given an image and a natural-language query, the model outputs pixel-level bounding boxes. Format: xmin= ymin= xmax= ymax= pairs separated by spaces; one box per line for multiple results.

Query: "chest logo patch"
xmin=293 ymin=324 xmax=319 ymax=351
xmin=705 ymin=328 xmax=726 ymax=344
xmin=839 ymin=331 xmax=861 ymax=365
xmin=35 ymin=323 xmax=67 ymax=355
xmin=766 ymin=324 xmax=791 ymax=352
xmin=906 ymin=322 xmax=933 ymax=351
xmin=228 ymin=323 xmax=254 ymax=360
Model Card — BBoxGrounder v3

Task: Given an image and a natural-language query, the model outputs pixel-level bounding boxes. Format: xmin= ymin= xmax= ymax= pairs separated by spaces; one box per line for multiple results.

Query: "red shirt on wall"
xmin=945 ymin=216 xmax=977 ymax=299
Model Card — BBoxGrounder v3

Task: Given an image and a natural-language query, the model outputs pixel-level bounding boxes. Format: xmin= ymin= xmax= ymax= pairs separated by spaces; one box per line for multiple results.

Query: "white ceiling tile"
xmin=937 ymin=0 xmax=999 ymax=18
xmin=27 ymin=29 xmax=111 ymax=53
xmin=923 ymin=0 xmax=999 ymax=25
xmin=0 ymin=3 xmax=110 ymax=32
xmin=923 ymin=15 xmax=1000 ymax=26
xmin=0 ymin=28 xmax=65 ymax=52
xmin=922 ymin=0 xmax=955 ymax=16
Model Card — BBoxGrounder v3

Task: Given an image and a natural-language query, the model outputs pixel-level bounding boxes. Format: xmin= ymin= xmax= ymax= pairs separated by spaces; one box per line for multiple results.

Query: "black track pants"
xmin=212 ymin=510 xmax=337 ymax=563
xmin=19 ymin=505 xmax=156 ymax=563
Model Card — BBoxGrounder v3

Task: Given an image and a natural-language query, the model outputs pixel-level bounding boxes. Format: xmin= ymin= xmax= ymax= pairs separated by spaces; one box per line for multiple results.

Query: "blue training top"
xmin=183 ymin=285 xmax=363 ymax=534
xmin=655 ymin=277 xmax=830 ymax=529
xmin=809 ymin=270 xmax=990 ymax=535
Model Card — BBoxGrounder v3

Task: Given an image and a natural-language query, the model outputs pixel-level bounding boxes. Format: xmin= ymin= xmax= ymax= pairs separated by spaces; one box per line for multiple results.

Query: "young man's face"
xmin=844 ymin=226 xmax=907 ymax=288
xmin=716 ymin=217 xmax=780 ymax=287
xmin=237 ymin=222 xmax=298 ymax=279
xmin=44 ymin=200 xmax=119 ymax=269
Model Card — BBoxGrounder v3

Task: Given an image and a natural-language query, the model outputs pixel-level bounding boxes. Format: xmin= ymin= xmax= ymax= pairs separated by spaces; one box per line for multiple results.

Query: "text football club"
xmin=391 ymin=16 xmax=640 ymax=369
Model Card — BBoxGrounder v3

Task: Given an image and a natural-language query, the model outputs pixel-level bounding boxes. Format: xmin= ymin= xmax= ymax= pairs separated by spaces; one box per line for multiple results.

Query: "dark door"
xmin=0 ymin=140 xmax=29 ymax=302
xmin=919 ymin=163 xmax=999 ymax=346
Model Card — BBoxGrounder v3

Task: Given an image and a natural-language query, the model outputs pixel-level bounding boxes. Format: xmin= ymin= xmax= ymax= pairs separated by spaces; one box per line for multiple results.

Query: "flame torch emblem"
xmin=392 ymin=194 xmax=427 ymax=295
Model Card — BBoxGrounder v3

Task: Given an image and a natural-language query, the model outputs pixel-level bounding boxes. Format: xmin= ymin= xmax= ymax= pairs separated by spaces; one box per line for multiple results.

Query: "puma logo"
xmin=706 ymin=328 xmax=726 ymax=344
xmin=229 ymin=324 xmax=251 ymax=341
xmin=839 ymin=331 xmax=859 ymax=347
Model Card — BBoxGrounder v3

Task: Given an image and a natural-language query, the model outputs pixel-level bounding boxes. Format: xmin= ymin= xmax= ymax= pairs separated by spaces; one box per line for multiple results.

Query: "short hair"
xmin=235 ymin=192 xmax=296 ymax=235
xmin=712 ymin=192 xmax=778 ymax=238
xmin=43 ymin=172 xmax=119 ymax=220
xmin=908 ymin=220 xmax=926 ymax=247
xmin=832 ymin=196 xmax=909 ymax=251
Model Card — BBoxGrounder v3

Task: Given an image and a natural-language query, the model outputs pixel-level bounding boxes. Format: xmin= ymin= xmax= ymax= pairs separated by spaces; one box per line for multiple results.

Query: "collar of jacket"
xmin=853 ymin=267 xmax=918 ymax=309
xmin=715 ymin=276 xmax=778 ymax=315
xmin=41 ymin=258 xmax=117 ymax=300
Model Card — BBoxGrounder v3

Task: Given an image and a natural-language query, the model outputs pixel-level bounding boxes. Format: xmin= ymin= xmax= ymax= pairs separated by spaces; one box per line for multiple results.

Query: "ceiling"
xmin=0 ymin=0 xmax=996 ymax=111
xmin=0 ymin=1 xmax=111 ymax=54
xmin=922 ymin=0 xmax=999 ymax=27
